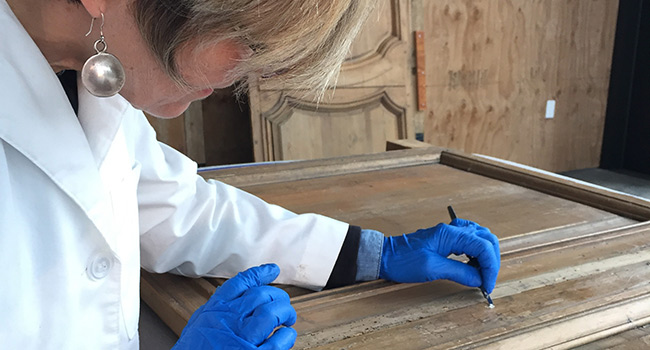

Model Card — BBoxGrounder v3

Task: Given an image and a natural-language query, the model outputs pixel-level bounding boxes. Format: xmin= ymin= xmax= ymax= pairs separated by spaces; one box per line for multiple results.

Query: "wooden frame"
xmin=141 ymin=148 xmax=650 ymax=348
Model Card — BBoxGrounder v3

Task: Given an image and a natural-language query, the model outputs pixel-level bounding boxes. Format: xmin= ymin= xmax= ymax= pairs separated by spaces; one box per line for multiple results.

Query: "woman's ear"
xmin=79 ymin=0 xmax=107 ymax=19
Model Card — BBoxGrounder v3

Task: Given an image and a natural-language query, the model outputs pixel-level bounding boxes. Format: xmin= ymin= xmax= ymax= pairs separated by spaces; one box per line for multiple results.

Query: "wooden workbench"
xmin=141 ymin=148 xmax=650 ymax=349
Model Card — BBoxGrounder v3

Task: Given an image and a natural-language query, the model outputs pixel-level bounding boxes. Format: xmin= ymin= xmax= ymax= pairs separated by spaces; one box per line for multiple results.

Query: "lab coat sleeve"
xmin=124 ymin=110 xmax=349 ymax=290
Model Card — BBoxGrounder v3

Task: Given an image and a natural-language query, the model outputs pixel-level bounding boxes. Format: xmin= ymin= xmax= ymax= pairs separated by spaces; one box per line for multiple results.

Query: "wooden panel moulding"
xmin=258 ymin=90 xmax=409 ymax=161
xmin=440 ymin=150 xmax=650 ymax=221
xmin=258 ymin=0 xmax=411 ymax=90
xmin=199 ymin=147 xmax=443 ymax=188
xmin=142 ymin=222 xmax=650 ymax=348
xmin=142 ymin=149 xmax=650 ymax=349
xmin=250 ymin=0 xmax=414 ymax=162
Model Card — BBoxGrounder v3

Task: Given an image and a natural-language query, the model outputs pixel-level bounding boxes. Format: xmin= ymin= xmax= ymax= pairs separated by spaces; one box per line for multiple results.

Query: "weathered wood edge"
xmin=293 ymin=228 xmax=650 ymax=348
xmin=440 ymin=150 xmax=650 ymax=221
xmin=293 ymin=221 xmax=650 ymax=311
xmin=144 ymin=149 xmax=650 ymax=339
xmin=142 ymin=221 xmax=650 ymax=339
xmin=140 ymin=272 xmax=196 ymax=336
xmin=199 ymin=148 xmax=444 ymax=187
xmin=467 ymin=295 xmax=650 ymax=350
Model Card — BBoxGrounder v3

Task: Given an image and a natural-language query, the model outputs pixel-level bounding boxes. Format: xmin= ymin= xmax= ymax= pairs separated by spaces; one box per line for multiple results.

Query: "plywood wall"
xmin=415 ymin=0 xmax=619 ymax=172
xmin=148 ymin=0 xmax=619 ymax=171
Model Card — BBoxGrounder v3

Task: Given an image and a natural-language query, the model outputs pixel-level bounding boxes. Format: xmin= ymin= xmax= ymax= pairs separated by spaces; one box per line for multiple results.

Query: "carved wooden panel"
xmin=250 ymin=0 xmax=414 ymax=161
xmin=141 ymin=148 xmax=650 ymax=348
xmin=256 ymin=88 xmax=407 ymax=160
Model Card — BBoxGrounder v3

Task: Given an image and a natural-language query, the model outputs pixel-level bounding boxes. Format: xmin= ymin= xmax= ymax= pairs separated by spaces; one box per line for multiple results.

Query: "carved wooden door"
xmin=249 ymin=0 xmax=414 ymax=161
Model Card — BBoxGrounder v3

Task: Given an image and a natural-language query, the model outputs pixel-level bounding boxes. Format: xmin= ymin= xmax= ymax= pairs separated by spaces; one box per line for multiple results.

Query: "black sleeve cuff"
xmin=324 ymin=225 xmax=361 ymax=289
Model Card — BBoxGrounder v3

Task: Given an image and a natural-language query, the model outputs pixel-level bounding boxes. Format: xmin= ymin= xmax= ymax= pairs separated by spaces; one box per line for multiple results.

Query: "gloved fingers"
xmin=449 ymin=220 xmax=501 ymax=289
xmin=241 ymin=300 xmax=297 ymax=345
xmin=474 ymin=229 xmax=500 ymax=269
xmin=450 ymin=218 xmax=493 ymax=237
xmin=238 ymin=286 xmax=291 ymax=317
xmin=480 ymin=265 xmax=499 ymax=294
xmin=259 ymin=327 xmax=297 ymax=350
xmin=449 ymin=234 xmax=499 ymax=291
xmin=437 ymin=259 xmax=482 ymax=287
xmin=211 ymin=264 xmax=281 ymax=304
xmin=449 ymin=218 xmax=479 ymax=228
xmin=470 ymin=226 xmax=501 ymax=291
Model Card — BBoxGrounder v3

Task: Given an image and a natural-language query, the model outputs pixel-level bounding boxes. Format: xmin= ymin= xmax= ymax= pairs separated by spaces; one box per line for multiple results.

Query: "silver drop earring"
xmin=81 ymin=13 xmax=126 ymax=97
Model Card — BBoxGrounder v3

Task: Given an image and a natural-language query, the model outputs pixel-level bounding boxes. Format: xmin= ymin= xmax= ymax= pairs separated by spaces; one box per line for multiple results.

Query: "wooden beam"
xmin=414 ymin=30 xmax=426 ymax=111
xmin=440 ymin=150 xmax=650 ymax=221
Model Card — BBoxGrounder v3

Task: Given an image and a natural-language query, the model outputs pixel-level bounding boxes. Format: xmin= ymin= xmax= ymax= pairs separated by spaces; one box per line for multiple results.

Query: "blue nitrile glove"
xmin=172 ymin=264 xmax=297 ymax=350
xmin=379 ymin=218 xmax=500 ymax=293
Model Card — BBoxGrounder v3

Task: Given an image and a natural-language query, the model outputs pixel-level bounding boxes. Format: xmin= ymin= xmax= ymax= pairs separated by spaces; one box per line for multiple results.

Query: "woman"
xmin=0 ymin=0 xmax=500 ymax=349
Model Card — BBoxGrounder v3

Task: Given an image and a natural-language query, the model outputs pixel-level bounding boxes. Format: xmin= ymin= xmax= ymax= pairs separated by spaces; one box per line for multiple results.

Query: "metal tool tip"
xmin=485 ymin=294 xmax=495 ymax=308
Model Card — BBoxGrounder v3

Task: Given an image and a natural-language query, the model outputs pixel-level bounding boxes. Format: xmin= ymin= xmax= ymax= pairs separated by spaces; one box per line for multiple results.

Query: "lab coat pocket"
xmin=111 ymin=163 xmax=142 ymax=340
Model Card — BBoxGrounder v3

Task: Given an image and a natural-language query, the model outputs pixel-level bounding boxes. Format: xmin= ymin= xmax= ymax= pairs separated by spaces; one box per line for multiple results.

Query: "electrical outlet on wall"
xmin=545 ymin=100 xmax=556 ymax=119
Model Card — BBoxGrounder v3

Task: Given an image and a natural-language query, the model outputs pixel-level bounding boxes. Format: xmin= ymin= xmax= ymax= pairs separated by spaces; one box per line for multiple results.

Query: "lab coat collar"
xmin=0 ymin=1 xmax=127 ymax=250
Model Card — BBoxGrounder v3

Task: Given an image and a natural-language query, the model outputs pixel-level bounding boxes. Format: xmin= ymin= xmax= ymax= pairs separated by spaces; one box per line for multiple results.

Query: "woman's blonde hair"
xmin=129 ymin=0 xmax=374 ymax=95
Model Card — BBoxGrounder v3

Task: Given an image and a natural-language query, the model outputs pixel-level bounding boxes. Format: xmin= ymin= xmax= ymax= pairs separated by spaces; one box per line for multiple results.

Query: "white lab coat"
xmin=0 ymin=2 xmax=348 ymax=349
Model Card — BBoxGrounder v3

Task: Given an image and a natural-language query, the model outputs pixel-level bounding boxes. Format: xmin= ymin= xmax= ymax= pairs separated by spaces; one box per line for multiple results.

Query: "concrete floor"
xmin=139 ymin=167 xmax=650 ymax=349
xmin=139 ymin=301 xmax=178 ymax=349
xmin=561 ymin=168 xmax=650 ymax=199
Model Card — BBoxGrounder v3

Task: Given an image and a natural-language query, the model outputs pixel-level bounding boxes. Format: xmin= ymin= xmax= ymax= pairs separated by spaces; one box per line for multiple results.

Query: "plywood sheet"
xmin=420 ymin=0 xmax=619 ymax=172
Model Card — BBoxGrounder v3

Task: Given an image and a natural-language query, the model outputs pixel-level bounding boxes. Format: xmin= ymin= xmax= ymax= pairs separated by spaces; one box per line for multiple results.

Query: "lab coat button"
xmin=87 ymin=251 xmax=114 ymax=280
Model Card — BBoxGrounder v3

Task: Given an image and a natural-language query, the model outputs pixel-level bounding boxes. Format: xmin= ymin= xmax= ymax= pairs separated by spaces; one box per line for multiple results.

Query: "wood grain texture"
xmin=440 ymin=150 xmax=650 ymax=221
xmin=234 ymin=160 xmax=634 ymax=238
xmin=141 ymin=149 xmax=650 ymax=349
xmin=249 ymin=0 xmax=415 ymax=162
xmin=419 ymin=0 xmax=619 ymax=172
xmin=254 ymin=88 xmax=409 ymax=160
xmin=415 ymin=30 xmax=427 ymax=110
xmin=295 ymin=224 xmax=650 ymax=349
xmin=571 ymin=324 xmax=650 ymax=350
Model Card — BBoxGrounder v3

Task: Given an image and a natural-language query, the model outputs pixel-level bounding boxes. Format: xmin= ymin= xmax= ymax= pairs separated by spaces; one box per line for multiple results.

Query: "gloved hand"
xmin=380 ymin=218 xmax=500 ymax=293
xmin=173 ymin=264 xmax=297 ymax=350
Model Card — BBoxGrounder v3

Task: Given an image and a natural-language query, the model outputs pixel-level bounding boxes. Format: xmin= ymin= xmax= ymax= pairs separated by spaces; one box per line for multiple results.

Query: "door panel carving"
xmin=250 ymin=0 xmax=414 ymax=161
xmin=261 ymin=90 xmax=407 ymax=160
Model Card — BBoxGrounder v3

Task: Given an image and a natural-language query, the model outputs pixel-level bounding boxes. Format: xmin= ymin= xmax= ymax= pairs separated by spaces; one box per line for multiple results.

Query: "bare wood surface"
xmin=386 ymin=139 xmax=438 ymax=151
xmin=254 ymin=88 xmax=410 ymax=161
xmin=141 ymin=149 xmax=648 ymax=348
xmin=199 ymin=147 xmax=443 ymax=188
xmin=414 ymin=30 xmax=426 ymax=111
xmin=234 ymin=161 xmax=635 ymax=239
xmin=294 ymin=223 xmax=650 ymax=349
xmin=571 ymin=324 xmax=650 ymax=350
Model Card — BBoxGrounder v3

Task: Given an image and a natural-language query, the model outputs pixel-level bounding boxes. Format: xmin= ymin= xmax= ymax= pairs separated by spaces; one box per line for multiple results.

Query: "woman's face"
xmin=103 ymin=2 xmax=248 ymax=118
